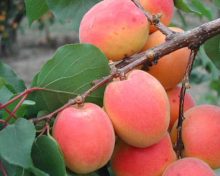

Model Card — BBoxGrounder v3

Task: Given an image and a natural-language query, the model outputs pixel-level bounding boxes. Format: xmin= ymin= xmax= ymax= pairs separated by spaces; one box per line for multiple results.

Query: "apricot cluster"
xmin=52 ymin=0 xmax=219 ymax=175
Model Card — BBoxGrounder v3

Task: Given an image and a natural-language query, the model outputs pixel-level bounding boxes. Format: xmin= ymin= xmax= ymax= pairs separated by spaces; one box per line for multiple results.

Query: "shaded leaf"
xmin=29 ymin=44 xmax=110 ymax=114
xmin=0 ymin=85 xmax=14 ymax=104
xmin=0 ymin=158 xmax=17 ymax=176
xmin=198 ymin=46 xmax=220 ymax=80
xmin=25 ymin=0 xmax=49 ymax=24
xmin=46 ymin=0 xmax=100 ymax=31
xmin=0 ymin=61 xmax=26 ymax=93
xmin=174 ymin=0 xmax=212 ymax=19
xmin=31 ymin=135 xmax=66 ymax=176
xmin=214 ymin=0 xmax=220 ymax=9
xmin=0 ymin=118 xmax=35 ymax=168
xmin=1 ymin=99 xmax=35 ymax=122
xmin=204 ymin=34 xmax=220 ymax=69
xmin=210 ymin=80 xmax=220 ymax=95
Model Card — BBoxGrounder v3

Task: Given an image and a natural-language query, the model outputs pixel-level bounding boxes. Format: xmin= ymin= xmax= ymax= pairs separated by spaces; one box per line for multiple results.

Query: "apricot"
xmin=162 ymin=157 xmax=215 ymax=176
xmin=167 ymin=86 xmax=195 ymax=130
xmin=139 ymin=0 xmax=174 ymax=32
xmin=142 ymin=27 xmax=191 ymax=90
xmin=79 ymin=0 xmax=149 ymax=61
xmin=111 ymin=134 xmax=177 ymax=176
xmin=104 ymin=69 xmax=170 ymax=147
xmin=171 ymin=104 xmax=220 ymax=169
xmin=52 ymin=103 xmax=115 ymax=174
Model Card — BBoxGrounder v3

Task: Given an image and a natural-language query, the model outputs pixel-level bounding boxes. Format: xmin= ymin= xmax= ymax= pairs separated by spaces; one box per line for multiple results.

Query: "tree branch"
xmin=30 ymin=18 xmax=220 ymax=124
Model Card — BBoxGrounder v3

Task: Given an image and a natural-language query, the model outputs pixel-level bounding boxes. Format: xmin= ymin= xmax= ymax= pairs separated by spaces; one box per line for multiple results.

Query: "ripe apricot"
xmin=79 ymin=0 xmax=149 ymax=61
xmin=171 ymin=104 xmax=220 ymax=169
xmin=111 ymin=134 xmax=177 ymax=176
xmin=162 ymin=157 xmax=215 ymax=176
xmin=52 ymin=103 xmax=115 ymax=174
xmin=142 ymin=27 xmax=191 ymax=90
xmin=167 ymin=86 xmax=195 ymax=130
xmin=104 ymin=69 xmax=170 ymax=147
xmin=139 ymin=0 xmax=174 ymax=32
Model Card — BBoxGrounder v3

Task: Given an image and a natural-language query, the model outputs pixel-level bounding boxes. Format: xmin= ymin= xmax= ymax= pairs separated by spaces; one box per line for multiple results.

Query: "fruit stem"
xmin=175 ymin=48 xmax=199 ymax=158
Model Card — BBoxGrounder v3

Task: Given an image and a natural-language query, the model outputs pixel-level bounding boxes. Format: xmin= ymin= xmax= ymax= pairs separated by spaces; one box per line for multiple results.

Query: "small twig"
xmin=38 ymin=122 xmax=50 ymax=137
xmin=0 ymin=160 xmax=7 ymax=176
xmin=0 ymin=87 xmax=45 ymax=111
xmin=175 ymin=48 xmax=199 ymax=158
xmin=131 ymin=0 xmax=174 ymax=36
xmin=0 ymin=104 xmax=17 ymax=119
xmin=31 ymin=99 xmax=77 ymax=123
xmin=32 ymin=74 xmax=116 ymax=123
xmin=31 ymin=18 xmax=220 ymax=124
xmin=5 ymin=94 xmax=28 ymax=123
xmin=0 ymin=119 xmax=8 ymax=129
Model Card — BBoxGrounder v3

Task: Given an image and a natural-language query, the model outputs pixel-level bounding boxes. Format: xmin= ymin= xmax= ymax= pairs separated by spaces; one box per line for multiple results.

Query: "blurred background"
xmin=0 ymin=0 xmax=219 ymax=105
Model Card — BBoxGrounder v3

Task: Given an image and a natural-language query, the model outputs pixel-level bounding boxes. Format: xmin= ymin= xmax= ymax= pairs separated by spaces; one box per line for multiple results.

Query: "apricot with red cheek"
xmin=167 ymin=86 xmax=195 ymax=130
xmin=111 ymin=134 xmax=177 ymax=176
xmin=52 ymin=103 xmax=115 ymax=174
xmin=104 ymin=69 xmax=170 ymax=147
xmin=142 ymin=27 xmax=191 ymax=90
xmin=171 ymin=104 xmax=220 ymax=169
xmin=79 ymin=0 xmax=149 ymax=61
xmin=162 ymin=157 xmax=215 ymax=176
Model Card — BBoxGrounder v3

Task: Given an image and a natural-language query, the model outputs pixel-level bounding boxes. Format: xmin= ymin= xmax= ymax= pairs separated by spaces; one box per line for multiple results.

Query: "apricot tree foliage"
xmin=0 ymin=0 xmax=220 ymax=175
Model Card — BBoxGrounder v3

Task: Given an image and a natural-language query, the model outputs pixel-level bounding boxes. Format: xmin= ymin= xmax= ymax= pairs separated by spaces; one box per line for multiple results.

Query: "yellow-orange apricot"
xmin=171 ymin=104 xmax=220 ymax=169
xmin=142 ymin=27 xmax=191 ymax=90
xmin=111 ymin=134 xmax=177 ymax=176
xmin=167 ymin=86 xmax=195 ymax=130
xmin=104 ymin=69 xmax=170 ymax=147
xmin=139 ymin=0 xmax=174 ymax=32
xmin=162 ymin=157 xmax=215 ymax=176
xmin=52 ymin=103 xmax=115 ymax=174
xmin=79 ymin=0 xmax=149 ymax=61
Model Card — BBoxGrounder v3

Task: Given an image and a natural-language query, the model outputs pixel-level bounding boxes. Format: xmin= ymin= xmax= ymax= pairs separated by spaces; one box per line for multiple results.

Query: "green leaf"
xmin=31 ymin=135 xmax=66 ymax=176
xmin=46 ymin=0 xmax=100 ymax=31
xmin=0 ymin=77 xmax=16 ymax=94
xmin=0 ymin=85 xmax=14 ymax=104
xmin=1 ymin=99 xmax=36 ymax=122
xmin=204 ymin=34 xmax=220 ymax=69
xmin=215 ymin=168 xmax=220 ymax=175
xmin=25 ymin=0 xmax=49 ymax=24
xmin=0 ymin=158 xmax=17 ymax=176
xmin=29 ymin=44 xmax=110 ymax=114
xmin=0 ymin=61 xmax=26 ymax=93
xmin=174 ymin=0 xmax=212 ymax=19
xmin=0 ymin=118 xmax=35 ymax=168
xmin=210 ymin=80 xmax=220 ymax=95
xmin=198 ymin=46 xmax=220 ymax=80
xmin=214 ymin=0 xmax=220 ymax=9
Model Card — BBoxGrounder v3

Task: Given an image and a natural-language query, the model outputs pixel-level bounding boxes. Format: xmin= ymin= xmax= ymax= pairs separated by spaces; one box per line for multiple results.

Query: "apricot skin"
xmin=142 ymin=27 xmax=191 ymax=90
xmin=167 ymin=86 xmax=195 ymax=130
xmin=111 ymin=134 xmax=177 ymax=176
xmin=139 ymin=0 xmax=174 ymax=32
xmin=104 ymin=69 xmax=170 ymax=148
xmin=79 ymin=0 xmax=149 ymax=61
xmin=171 ymin=105 xmax=220 ymax=169
xmin=52 ymin=103 xmax=115 ymax=174
xmin=162 ymin=157 xmax=215 ymax=176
